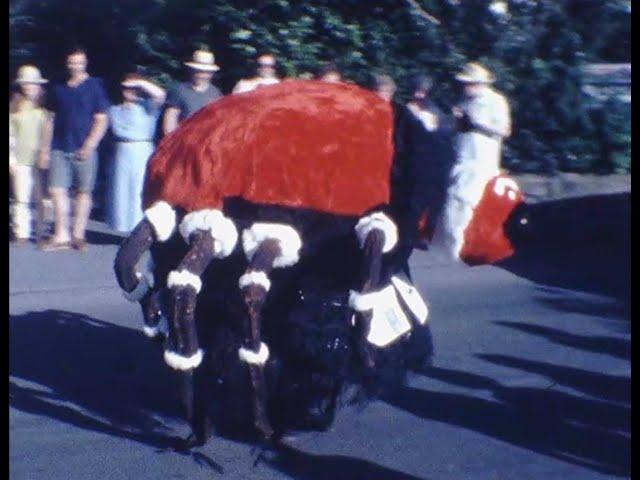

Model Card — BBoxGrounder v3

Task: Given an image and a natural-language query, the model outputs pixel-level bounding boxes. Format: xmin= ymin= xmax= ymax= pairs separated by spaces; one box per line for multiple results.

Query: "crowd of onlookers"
xmin=10 ymin=44 xmax=510 ymax=261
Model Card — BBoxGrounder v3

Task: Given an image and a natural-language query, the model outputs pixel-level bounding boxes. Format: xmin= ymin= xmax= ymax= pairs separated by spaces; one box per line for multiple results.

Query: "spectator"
xmin=406 ymin=75 xmax=447 ymax=133
xmin=232 ymin=53 xmax=281 ymax=94
xmin=9 ymin=65 xmax=49 ymax=245
xmin=430 ymin=62 xmax=512 ymax=261
xmin=108 ymin=73 xmax=166 ymax=233
xmin=39 ymin=46 xmax=110 ymax=252
xmin=406 ymin=74 xmax=456 ymax=246
xmin=162 ymin=49 xmax=223 ymax=135
xmin=372 ymin=74 xmax=397 ymax=102
xmin=316 ymin=62 xmax=342 ymax=83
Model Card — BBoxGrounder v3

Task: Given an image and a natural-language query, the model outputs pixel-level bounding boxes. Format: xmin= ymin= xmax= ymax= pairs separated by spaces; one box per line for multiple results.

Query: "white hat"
xmin=455 ymin=62 xmax=495 ymax=84
xmin=14 ymin=65 xmax=48 ymax=85
xmin=184 ymin=50 xmax=220 ymax=72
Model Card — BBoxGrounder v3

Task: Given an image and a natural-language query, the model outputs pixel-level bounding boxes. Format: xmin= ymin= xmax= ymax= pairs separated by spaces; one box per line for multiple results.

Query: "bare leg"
xmin=49 ymin=187 xmax=72 ymax=243
xmin=72 ymin=191 xmax=92 ymax=241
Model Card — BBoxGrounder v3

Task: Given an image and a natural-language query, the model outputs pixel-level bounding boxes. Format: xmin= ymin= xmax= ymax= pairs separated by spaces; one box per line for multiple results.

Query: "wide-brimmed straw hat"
xmin=14 ymin=65 xmax=48 ymax=84
xmin=184 ymin=49 xmax=220 ymax=72
xmin=120 ymin=73 xmax=143 ymax=88
xmin=455 ymin=62 xmax=495 ymax=84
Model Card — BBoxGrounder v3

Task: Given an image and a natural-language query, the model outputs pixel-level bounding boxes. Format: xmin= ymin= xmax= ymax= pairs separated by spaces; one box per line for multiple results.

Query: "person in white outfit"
xmin=232 ymin=53 xmax=281 ymax=94
xmin=430 ymin=63 xmax=511 ymax=261
xmin=9 ymin=65 xmax=49 ymax=245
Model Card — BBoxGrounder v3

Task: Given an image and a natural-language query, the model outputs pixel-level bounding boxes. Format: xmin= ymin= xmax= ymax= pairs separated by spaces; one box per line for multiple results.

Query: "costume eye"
xmin=493 ymin=177 xmax=520 ymax=200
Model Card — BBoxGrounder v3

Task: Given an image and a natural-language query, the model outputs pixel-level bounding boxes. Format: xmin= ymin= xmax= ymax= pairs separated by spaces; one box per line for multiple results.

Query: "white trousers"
xmin=10 ymin=165 xmax=35 ymax=239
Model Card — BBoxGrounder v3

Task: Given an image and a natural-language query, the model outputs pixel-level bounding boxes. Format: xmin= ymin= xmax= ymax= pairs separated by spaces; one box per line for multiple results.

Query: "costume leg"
xmin=238 ymin=238 xmax=281 ymax=439
xmin=354 ymin=229 xmax=386 ymax=370
xmin=164 ymin=230 xmax=216 ymax=370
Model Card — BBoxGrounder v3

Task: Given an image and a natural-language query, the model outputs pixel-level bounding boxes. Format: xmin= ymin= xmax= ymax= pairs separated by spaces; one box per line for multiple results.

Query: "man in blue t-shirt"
xmin=39 ymin=46 xmax=109 ymax=251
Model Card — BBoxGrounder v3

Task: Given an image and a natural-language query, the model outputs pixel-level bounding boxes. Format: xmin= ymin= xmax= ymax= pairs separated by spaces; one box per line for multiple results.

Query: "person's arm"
xmin=77 ymin=113 xmax=108 ymax=161
xmin=162 ymin=107 xmax=180 ymax=135
xmin=465 ymin=94 xmax=511 ymax=139
xmin=38 ymin=112 xmax=54 ymax=169
xmin=133 ymin=78 xmax=167 ymax=106
xmin=77 ymin=79 xmax=110 ymax=161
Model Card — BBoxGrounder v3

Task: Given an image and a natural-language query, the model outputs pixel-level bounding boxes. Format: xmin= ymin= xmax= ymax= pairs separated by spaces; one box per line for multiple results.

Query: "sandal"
xmin=39 ymin=239 xmax=72 ymax=251
xmin=72 ymin=237 xmax=88 ymax=252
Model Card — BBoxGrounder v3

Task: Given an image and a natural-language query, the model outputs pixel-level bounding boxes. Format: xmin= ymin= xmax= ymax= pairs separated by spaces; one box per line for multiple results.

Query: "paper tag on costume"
xmin=391 ymin=276 xmax=429 ymax=325
xmin=367 ymin=287 xmax=412 ymax=348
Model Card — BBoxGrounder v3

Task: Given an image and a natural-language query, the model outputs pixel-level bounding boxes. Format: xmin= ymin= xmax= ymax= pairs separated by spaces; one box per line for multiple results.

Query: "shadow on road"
xmin=10 ymin=309 xmax=420 ymax=478
xmin=385 ymin=362 xmax=630 ymax=477
xmin=498 ymin=193 xmax=630 ymax=305
xmin=494 ymin=321 xmax=630 ymax=360
xmin=260 ymin=442 xmax=428 ymax=480
xmin=9 ymin=310 xmax=182 ymax=449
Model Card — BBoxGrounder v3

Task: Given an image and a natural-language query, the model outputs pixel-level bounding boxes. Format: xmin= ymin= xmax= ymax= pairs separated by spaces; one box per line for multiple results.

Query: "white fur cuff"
xmin=242 ymin=223 xmax=302 ymax=268
xmin=167 ymin=269 xmax=202 ymax=294
xmin=179 ymin=209 xmax=239 ymax=258
xmin=355 ymin=212 xmax=398 ymax=253
xmin=145 ymin=201 xmax=176 ymax=242
xmin=349 ymin=285 xmax=396 ymax=312
xmin=238 ymin=343 xmax=270 ymax=366
xmin=143 ymin=313 xmax=169 ymax=338
xmin=164 ymin=349 xmax=204 ymax=371
xmin=239 ymin=271 xmax=271 ymax=292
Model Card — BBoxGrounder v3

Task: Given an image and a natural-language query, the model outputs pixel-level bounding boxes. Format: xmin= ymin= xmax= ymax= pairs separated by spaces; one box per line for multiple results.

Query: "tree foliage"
xmin=9 ymin=0 xmax=630 ymax=173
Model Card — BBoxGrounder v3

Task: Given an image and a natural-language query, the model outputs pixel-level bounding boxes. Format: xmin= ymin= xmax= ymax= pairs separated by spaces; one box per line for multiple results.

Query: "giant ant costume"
xmin=114 ymin=80 xmax=443 ymax=446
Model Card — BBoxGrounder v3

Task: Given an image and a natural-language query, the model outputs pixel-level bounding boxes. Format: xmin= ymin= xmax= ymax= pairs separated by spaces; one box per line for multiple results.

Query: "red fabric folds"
xmin=460 ymin=174 xmax=524 ymax=265
xmin=143 ymin=80 xmax=394 ymax=216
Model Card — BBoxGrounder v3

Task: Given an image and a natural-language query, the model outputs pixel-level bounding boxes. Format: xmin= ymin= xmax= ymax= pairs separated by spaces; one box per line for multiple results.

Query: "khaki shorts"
xmin=49 ymin=150 xmax=98 ymax=193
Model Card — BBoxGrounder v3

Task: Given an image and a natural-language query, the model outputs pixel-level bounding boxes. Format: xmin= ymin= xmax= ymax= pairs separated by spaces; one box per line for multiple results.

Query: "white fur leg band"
xmin=238 ymin=343 xmax=270 ymax=366
xmin=167 ymin=269 xmax=202 ymax=294
xmin=144 ymin=201 xmax=176 ymax=242
xmin=242 ymin=223 xmax=302 ymax=268
xmin=349 ymin=285 xmax=412 ymax=348
xmin=355 ymin=212 xmax=398 ymax=253
xmin=179 ymin=209 xmax=239 ymax=258
xmin=349 ymin=285 xmax=396 ymax=312
xmin=164 ymin=349 xmax=204 ymax=371
xmin=144 ymin=313 xmax=169 ymax=338
xmin=239 ymin=271 xmax=271 ymax=292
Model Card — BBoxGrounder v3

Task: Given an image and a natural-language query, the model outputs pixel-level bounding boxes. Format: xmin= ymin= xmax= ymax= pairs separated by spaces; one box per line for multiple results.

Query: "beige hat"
xmin=455 ymin=62 xmax=494 ymax=84
xmin=14 ymin=65 xmax=48 ymax=84
xmin=184 ymin=50 xmax=220 ymax=72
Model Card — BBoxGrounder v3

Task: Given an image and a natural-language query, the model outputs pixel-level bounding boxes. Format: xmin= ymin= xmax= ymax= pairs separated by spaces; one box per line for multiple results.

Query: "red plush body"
xmin=459 ymin=175 xmax=524 ymax=265
xmin=143 ymin=80 xmax=394 ymax=216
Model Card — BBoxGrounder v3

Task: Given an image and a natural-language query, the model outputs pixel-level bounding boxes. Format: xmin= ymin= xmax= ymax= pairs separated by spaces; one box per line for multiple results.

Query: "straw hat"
xmin=14 ymin=65 xmax=48 ymax=85
xmin=455 ymin=62 xmax=495 ymax=84
xmin=184 ymin=50 xmax=220 ymax=72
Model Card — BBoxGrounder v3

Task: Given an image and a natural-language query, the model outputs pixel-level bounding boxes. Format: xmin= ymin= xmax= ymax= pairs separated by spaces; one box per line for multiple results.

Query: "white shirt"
xmin=451 ymin=87 xmax=511 ymax=205
xmin=232 ymin=77 xmax=280 ymax=94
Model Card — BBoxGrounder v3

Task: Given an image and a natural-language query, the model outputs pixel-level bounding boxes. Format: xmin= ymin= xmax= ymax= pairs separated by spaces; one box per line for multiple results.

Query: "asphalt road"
xmin=9 ymin=197 xmax=630 ymax=480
